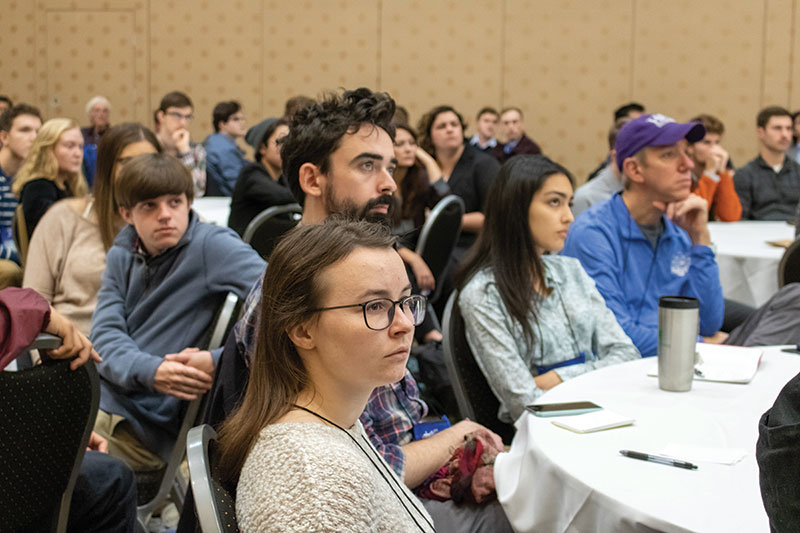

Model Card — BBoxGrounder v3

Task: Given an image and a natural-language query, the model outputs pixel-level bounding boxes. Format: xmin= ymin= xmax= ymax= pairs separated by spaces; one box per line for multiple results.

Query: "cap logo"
xmin=646 ymin=114 xmax=676 ymax=128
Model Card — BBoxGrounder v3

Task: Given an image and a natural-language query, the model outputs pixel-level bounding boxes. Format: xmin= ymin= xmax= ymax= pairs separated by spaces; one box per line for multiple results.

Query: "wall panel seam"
xmin=629 ymin=0 xmax=636 ymax=99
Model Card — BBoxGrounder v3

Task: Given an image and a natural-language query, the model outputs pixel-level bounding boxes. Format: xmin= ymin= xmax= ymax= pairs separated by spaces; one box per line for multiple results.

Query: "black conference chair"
xmin=441 ymin=291 xmax=515 ymax=444
xmin=415 ymin=195 xmax=465 ymax=304
xmin=12 ymin=203 xmax=29 ymax=267
xmin=0 ymin=338 xmax=99 ymax=533
xmin=778 ymin=238 xmax=800 ymax=287
xmin=136 ymin=292 xmax=242 ymax=531
xmin=187 ymin=424 xmax=239 ymax=533
xmin=242 ymin=203 xmax=302 ymax=260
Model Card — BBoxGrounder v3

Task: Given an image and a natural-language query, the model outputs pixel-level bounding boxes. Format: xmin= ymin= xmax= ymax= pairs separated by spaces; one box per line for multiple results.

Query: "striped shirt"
xmin=0 ymin=165 xmax=19 ymax=262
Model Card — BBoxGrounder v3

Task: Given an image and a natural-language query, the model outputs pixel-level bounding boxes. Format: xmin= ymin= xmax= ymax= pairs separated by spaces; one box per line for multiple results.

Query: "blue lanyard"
xmin=536 ymin=352 xmax=586 ymax=374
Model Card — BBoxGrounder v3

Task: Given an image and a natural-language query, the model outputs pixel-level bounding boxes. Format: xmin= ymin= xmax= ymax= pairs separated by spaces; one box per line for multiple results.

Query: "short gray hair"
xmin=85 ymin=95 xmax=111 ymax=116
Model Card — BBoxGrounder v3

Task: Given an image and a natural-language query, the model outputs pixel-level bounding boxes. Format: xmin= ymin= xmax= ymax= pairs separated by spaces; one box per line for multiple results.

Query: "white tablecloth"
xmin=192 ymin=196 xmax=231 ymax=227
xmin=708 ymin=221 xmax=794 ymax=307
xmin=494 ymin=347 xmax=800 ymax=533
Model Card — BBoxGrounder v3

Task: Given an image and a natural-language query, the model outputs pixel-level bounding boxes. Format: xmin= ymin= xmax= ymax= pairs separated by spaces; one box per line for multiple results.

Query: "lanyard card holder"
xmin=536 ymin=352 xmax=587 ymax=375
xmin=412 ymin=415 xmax=451 ymax=441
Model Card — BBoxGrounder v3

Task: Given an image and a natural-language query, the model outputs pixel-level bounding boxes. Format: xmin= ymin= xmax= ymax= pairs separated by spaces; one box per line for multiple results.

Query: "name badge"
xmin=412 ymin=415 xmax=451 ymax=441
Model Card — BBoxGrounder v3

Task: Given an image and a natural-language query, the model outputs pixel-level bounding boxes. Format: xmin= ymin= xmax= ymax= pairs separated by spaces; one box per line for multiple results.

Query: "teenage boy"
xmin=687 ymin=114 xmax=741 ymax=221
xmin=155 ymin=91 xmax=207 ymax=197
xmin=204 ymin=100 xmax=247 ymax=196
xmin=91 ymin=153 xmax=264 ymax=472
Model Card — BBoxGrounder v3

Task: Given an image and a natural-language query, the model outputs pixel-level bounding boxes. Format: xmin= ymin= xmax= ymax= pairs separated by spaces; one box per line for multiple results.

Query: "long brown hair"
xmin=455 ymin=155 xmax=573 ymax=347
xmin=217 ymin=218 xmax=396 ymax=485
xmin=393 ymin=123 xmax=427 ymax=223
xmin=94 ymin=123 xmax=161 ymax=250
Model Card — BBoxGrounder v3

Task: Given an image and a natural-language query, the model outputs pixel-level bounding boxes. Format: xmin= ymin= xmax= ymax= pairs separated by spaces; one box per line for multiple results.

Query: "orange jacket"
xmin=692 ymin=168 xmax=741 ymax=222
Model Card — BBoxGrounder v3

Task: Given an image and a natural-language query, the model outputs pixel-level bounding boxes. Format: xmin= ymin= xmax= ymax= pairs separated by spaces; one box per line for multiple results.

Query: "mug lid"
xmin=659 ymin=296 xmax=699 ymax=309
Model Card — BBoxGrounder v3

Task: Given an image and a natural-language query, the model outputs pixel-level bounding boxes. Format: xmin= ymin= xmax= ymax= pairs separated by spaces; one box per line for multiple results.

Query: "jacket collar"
xmin=609 ymin=192 xmax=681 ymax=243
xmin=755 ymin=154 xmax=791 ymax=173
xmin=115 ymin=209 xmax=198 ymax=259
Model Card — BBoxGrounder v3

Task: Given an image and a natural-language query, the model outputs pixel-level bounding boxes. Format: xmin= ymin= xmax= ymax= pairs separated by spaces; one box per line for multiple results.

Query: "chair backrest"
xmin=778 ymin=238 xmax=800 ymax=287
xmin=187 ymin=424 xmax=239 ymax=533
xmin=441 ymin=291 xmax=515 ymax=443
xmin=242 ymin=203 xmax=302 ymax=260
xmin=12 ymin=203 xmax=29 ymax=267
xmin=415 ymin=195 xmax=465 ymax=303
xmin=0 ymin=358 xmax=99 ymax=533
xmin=137 ymin=292 xmax=242 ymax=528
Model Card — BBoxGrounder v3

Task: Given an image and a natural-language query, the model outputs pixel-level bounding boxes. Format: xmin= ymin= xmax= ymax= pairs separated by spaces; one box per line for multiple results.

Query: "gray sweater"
xmin=91 ymin=211 xmax=265 ymax=460
xmin=459 ymin=255 xmax=640 ymax=423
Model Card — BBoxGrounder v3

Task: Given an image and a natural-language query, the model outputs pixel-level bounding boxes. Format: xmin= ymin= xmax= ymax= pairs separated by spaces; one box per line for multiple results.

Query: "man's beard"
xmin=324 ymin=187 xmax=394 ymax=227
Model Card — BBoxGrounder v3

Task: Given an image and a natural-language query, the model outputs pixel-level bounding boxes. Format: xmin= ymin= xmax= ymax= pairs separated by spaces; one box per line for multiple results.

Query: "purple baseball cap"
xmin=615 ymin=113 xmax=705 ymax=170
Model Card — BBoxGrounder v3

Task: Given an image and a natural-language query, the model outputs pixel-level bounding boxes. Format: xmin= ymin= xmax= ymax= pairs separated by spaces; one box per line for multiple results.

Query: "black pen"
xmin=619 ymin=450 xmax=698 ymax=470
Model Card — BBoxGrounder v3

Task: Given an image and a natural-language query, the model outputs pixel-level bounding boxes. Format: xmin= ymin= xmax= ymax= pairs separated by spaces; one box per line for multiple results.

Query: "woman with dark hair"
xmin=456 ymin=155 xmax=639 ymax=424
xmin=416 ymin=105 xmax=500 ymax=251
xmin=218 ymin=219 xmax=434 ymax=532
xmin=228 ymin=117 xmax=296 ymax=236
xmin=392 ymin=123 xmax=446 ymax=292
xmin=22 ymin=123 xmax=160 ymax=334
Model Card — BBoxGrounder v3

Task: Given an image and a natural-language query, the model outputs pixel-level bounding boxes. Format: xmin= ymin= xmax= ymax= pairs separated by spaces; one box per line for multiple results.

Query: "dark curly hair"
xmin=281 ymin=88 xmax=396 ymax=206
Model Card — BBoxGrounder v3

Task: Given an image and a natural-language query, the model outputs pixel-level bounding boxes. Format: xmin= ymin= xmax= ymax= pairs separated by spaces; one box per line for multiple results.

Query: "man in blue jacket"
xmin=563 ymin=113 xmax=724 ymax=356
xmin=90 ymin=153 xmax=265 ymax=473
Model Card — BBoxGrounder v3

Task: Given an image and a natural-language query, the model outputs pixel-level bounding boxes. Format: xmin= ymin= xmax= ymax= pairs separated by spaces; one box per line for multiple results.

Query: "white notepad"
xmin=551 ymin=409 xmax=635 ymax=433
xmin=647 ymin=343 xmax=764 ymax=384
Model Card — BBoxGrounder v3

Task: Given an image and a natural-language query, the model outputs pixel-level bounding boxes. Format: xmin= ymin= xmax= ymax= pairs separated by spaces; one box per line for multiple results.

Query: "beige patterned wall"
xmin=2 ymin=0 xmax=800 ymax=182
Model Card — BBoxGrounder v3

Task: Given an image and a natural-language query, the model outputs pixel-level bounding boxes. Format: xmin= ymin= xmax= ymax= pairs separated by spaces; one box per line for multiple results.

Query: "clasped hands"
xmin=154 ymin=347 xmax=215 ymax=400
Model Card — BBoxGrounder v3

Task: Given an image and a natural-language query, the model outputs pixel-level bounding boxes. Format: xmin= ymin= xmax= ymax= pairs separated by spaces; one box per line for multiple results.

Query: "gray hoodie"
xmin=91 ymin=211 xmax=265 ymax=461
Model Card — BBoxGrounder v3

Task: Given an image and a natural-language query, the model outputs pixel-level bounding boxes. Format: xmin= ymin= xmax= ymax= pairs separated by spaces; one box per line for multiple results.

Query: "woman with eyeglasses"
xmin=219 ymin=219 xmax=435 ymax=533
xmin=22 ymin=123 xmax=159 ymax=334
xmin=455 ymin=155 xmax=640 ymax=425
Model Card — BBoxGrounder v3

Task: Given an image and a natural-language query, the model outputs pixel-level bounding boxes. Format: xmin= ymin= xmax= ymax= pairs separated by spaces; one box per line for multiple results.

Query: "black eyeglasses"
xmin=311 ymin=294 xmax=427 ymax=331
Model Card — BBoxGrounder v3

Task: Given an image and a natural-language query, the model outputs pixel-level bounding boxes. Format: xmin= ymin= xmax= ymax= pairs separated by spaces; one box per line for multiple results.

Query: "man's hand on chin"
xmin=653 ymin=193 xmax=711 ymax=246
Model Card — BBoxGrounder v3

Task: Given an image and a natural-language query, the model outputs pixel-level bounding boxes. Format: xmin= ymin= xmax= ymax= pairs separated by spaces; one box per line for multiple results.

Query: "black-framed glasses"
xmin=312 ymin=294 xmax=427 ymax=331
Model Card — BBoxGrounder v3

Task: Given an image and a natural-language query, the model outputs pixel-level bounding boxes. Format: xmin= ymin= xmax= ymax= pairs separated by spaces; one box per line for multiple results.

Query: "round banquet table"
xmin=708 ymin=221 xmax=794 ymax=308
xmin=192 ymin=196 xmax=231 ymax=227
xmin=493 ymin=347 xmax=800 ymax=533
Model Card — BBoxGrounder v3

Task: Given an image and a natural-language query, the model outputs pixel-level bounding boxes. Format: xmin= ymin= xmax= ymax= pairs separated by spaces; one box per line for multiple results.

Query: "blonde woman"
xmin=12 ymin=118 xmax=89 ymax=239
xmin=22 ymin=123 xmax=159 ymax=334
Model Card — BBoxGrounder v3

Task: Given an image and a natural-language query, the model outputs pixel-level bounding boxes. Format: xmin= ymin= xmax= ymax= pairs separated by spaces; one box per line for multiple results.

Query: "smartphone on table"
xmin=526 ymin=401 xmax=602 ymax=417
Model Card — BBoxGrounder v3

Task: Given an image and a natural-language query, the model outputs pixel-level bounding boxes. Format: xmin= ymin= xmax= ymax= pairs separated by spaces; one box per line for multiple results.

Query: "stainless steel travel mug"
xmin=658 ymin=296 xmax=699 ymax=392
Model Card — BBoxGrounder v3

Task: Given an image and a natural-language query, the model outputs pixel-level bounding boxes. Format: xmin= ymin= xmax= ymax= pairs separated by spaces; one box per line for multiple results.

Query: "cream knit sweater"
xmin=236 ymin=421 xmax=435 ymax=533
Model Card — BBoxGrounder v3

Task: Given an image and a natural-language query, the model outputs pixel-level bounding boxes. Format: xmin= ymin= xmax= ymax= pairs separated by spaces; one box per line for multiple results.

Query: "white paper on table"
xmin=647 ymin=343 xmax=764 ymax=384
xmin=660 ymin=443 xmax=747 ymax=465
xmin=551 ymin=409 xmax=635 ymax=433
